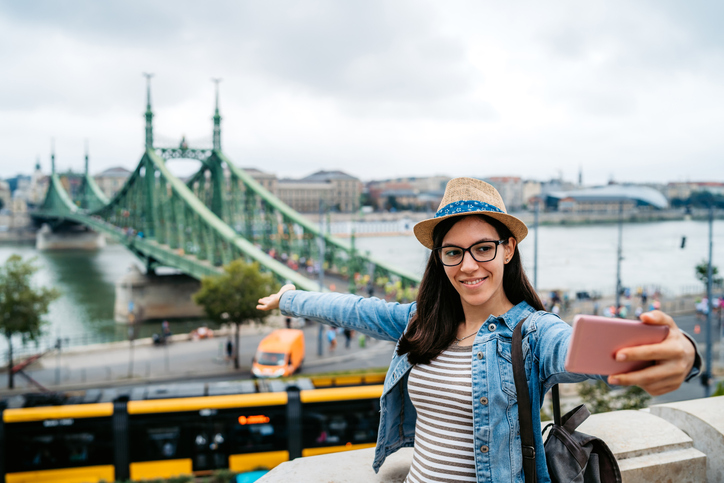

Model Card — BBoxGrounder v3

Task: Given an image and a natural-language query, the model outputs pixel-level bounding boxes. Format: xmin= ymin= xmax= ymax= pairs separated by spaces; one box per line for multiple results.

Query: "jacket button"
xmin=480 ymin=397 xmax=488 ymax=405
xmin=488 ymin=323 xmax=496 ymax=332
xmin=477 ymin=352 xmax=484 ymax=360
xmin=480 ymin=445 xmax=489 ymax=453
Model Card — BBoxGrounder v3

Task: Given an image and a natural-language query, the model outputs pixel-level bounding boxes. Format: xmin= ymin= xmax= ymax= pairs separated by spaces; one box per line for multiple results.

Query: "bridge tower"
xmin=143 ymin=73 xmax=154 ymax=149
xmin=50 ymin=139 xmax=55 ymax=174
xmin=142 ymin=73 xmax=157 ymax=239
xmin=212 ymin=78 xmax=222 ymax=151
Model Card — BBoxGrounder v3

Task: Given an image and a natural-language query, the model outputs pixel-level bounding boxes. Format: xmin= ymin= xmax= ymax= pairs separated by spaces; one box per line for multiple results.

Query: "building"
xmin=366 ymin=176 xmax=450 ymax=212
xmin=277 ymin=179 xmax=333 ymax=213
xmin=299 ymin=171 xmax=361 ymax=213
xmin=666 ymin=182 xmax=724 ymax=201
xmin=544 ymin=184 xmax=668 ymax=213
xmin=0 ymin=179 xmax=12 ymax=211
xmin=243 ymin=167 xmax=278 ymax=194
xmin=522 ymin=180 xmax=542 ymax=208
xmin=484 ymin=177 xmax=524 ymax=211
xmin=94 ymin=167 xmax=132 ymax=199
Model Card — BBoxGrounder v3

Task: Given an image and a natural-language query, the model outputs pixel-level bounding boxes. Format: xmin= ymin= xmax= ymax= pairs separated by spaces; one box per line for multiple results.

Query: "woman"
xmin=257 ymin=177 xmax=699 ymax=483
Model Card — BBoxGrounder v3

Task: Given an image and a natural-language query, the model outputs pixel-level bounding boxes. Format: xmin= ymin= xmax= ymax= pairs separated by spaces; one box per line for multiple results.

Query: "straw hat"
xmin=413 ymin=177 xmax=528 ymax=249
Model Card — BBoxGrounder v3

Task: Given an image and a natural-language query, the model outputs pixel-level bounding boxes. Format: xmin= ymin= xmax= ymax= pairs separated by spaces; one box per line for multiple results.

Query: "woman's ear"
xmin=504 ymin=237 xmax=516 ymax=263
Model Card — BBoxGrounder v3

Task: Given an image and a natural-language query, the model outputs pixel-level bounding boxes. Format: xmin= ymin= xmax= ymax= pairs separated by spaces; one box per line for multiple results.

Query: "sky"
xmin=1 ymin=0 xmax=723 ymax=185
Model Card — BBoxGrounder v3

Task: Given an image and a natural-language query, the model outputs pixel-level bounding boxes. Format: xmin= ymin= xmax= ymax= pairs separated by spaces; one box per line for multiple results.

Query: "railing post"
xmin=112 ymin=399 xmax=130 ymax=481
xmin=286 ymin=386 xmax=302 ymax=460
xmin=0 ymin=401 xmax=5 ymax=481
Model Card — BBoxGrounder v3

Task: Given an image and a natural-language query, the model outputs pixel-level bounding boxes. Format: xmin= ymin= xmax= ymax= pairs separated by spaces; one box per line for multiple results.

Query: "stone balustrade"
xmin=259 ymin=396 xmax=724 ymax=482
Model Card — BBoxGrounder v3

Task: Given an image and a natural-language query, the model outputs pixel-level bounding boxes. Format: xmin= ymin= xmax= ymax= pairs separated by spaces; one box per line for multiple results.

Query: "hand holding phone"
xmin=564 ymin=314 xmax=670 ymax=375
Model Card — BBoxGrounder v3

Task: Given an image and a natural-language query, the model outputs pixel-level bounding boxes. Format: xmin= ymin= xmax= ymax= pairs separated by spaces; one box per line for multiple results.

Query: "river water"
xmin=0 ymin=219 xmax=721 ymax=349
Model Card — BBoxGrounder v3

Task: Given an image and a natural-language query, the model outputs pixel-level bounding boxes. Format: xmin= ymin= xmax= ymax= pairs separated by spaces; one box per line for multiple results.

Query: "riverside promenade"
xmin=0 ymin=315 xmax=396 ymax=397
xmin=0 ymin=292 xmax=720 ymax=401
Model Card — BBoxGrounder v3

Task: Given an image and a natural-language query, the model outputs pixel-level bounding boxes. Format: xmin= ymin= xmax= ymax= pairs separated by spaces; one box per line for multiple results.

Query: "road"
xmin=1 ymin=312 xmax=719 ymax=405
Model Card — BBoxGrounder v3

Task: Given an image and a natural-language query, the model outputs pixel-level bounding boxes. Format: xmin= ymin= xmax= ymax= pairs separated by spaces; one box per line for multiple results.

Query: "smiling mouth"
xmin=461 ymin=278 xmax=486 ymax=286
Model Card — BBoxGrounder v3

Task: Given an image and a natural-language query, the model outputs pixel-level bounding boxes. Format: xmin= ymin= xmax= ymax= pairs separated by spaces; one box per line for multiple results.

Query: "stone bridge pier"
xmin=114 ymin=265 xmax=205 ymax=323
xmin=36 ymin=224 xmax=106 ymax=250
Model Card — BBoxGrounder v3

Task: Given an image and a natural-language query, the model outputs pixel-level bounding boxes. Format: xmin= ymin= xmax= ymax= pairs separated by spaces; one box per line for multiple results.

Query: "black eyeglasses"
xmin=434 ymin=239 xmax=507 ymax=267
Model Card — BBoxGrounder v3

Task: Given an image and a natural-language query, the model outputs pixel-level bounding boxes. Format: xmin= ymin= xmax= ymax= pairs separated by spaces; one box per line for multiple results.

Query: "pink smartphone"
xmin=564 ymin=315 xmax=669 ymax=375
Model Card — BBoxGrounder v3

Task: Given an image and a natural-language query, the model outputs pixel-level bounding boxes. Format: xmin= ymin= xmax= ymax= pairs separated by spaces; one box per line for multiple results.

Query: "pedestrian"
xmin=367 ymin=279 xmax=375 ymax=298
xmin=551 ymin=304 xmax=560 ymax=316
xmin=225 ymin=337 xmax=233 ymax=363
xmin=326 ymin=327 xmax=337 ymax=352
xmin=285 ymin=317 xmax=292 ymax=329
xmin=257 ymin=177 xmax=699 ymax=482
xmin=343 ymin=328 xmax=353 ymax=348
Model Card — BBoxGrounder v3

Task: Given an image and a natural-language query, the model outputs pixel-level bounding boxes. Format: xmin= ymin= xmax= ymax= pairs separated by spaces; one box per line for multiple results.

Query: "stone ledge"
xmin=260 ymin=396 xmax=723 ymax=482
xmin=650 ymin=395 xmax=724 ymax=482
xmin=618 ymin=448 xmax=706 ymax=483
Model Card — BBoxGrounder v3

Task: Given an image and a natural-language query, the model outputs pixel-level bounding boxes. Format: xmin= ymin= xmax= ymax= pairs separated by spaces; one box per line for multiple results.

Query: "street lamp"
xmin=615 ymin=200 xmax=624 ymax=312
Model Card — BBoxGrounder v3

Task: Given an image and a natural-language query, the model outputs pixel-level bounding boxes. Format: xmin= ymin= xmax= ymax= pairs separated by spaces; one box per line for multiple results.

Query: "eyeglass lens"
xmin=438 ymin=241 xmax=499 ymax=266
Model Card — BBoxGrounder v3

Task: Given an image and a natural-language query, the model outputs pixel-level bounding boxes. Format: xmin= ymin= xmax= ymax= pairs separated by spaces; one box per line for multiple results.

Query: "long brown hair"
xmin=397 ymin=214 xmax=544 ymax=365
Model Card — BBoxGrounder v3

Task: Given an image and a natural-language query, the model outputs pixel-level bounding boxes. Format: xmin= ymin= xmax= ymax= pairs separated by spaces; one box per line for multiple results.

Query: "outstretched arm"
xmin=257 ymin=285 xmax=414 ymax=342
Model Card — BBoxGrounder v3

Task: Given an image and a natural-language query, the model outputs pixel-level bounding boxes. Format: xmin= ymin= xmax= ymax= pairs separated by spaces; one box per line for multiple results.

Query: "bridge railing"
xmin=182 ymin=149 xmax=421 ymax=299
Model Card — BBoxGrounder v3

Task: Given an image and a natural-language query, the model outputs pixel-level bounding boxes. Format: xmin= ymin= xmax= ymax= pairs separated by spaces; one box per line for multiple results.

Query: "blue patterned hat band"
xmin=434 ymin=200 xmax=504 ymax=218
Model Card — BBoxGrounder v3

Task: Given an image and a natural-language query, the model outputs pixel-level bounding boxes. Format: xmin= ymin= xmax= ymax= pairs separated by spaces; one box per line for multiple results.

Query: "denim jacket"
xmin=280 ymin=291 xmax=699 ymax=483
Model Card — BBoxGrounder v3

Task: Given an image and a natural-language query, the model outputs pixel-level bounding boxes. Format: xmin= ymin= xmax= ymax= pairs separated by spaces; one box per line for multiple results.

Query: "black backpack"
xmin=512 ymin=319 xmax=622 ymax=483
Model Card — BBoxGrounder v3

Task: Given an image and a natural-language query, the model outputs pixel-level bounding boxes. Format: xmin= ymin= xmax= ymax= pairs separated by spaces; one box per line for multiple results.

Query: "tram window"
xmin=225 ymin=407 xmax=286 ymax=454
xmin=130 ymin=414 xmax=193 ymax=463
xmin=302 ymin=399 xmax=380 ymax=448
xmin=4 ymin=418 xmax=113 ymax=472
xmin=149 ymin=427 xmax=181 ymax=459
xmin=130 ymin=406 xmax=286 ymax=466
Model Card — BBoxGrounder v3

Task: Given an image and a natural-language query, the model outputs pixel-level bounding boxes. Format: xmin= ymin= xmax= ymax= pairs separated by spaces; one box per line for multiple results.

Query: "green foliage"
xmin=104 ymin=469 xmax=238 ymax=483
xmin=695 ymin=260 xmax=723 ymax=288
xmin=578 ymin=380 xmax=651 ymax=414
xmin=712 ymin=380 xmax=724 ymax=397
xmin=193 ymin=259 xmax=279 ymax=326
xmin=207 ymin=469 xmax=238 ymax=483
xmin=0 ymin=254 xmax=60 ymax=342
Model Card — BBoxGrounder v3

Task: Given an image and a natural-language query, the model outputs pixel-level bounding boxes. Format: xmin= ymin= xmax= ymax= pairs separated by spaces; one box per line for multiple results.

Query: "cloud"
xmin=0 ymin=0 xmax=723 ymax=185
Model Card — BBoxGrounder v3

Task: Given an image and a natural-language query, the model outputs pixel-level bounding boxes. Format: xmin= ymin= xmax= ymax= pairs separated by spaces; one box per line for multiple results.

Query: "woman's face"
xmin=440 ymin=216 xmax=516 ymax=317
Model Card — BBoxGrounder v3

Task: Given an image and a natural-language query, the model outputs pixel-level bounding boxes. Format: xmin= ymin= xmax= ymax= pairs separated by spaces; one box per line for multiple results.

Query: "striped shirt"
xmin=405 ymin=343 xmax=476 ymax=483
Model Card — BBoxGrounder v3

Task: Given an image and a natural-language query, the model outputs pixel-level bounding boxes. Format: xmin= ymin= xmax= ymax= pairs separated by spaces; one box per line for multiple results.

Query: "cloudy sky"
xmin=1 ymin=0 xmax=722 ymax=185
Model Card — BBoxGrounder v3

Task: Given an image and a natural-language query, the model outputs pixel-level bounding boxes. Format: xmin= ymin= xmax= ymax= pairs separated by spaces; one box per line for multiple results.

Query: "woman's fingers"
xmin=608 ymin=310 xmax=696 ymax=396
xmin=256 ymin=295 xmax=278 ymax=311
xmin=256 ymin=284 xmax=297 ymax=311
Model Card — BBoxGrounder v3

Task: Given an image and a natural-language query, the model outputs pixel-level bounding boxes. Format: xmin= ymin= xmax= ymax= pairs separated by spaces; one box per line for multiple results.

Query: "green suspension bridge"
xmin=32 ymin=78 xmax=420 ymax=298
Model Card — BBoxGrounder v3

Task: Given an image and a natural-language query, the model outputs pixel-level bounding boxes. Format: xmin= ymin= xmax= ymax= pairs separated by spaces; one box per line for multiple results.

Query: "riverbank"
xmin=303 ymin=207 xmax=721 ymax=228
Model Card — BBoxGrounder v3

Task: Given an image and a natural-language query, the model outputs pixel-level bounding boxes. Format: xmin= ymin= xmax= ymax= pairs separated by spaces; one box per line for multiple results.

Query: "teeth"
xmin=462 ymin=279 xmax=483 ymax=285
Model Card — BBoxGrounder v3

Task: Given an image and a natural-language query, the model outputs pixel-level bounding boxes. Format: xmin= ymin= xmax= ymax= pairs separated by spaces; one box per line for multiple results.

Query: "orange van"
xmin=251 ymin=329 xmax=305 ymax=378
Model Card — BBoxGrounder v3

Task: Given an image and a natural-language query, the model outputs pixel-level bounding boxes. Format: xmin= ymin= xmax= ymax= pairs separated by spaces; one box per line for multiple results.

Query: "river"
xmin=0 ymin=219 xmax=721 ymax=349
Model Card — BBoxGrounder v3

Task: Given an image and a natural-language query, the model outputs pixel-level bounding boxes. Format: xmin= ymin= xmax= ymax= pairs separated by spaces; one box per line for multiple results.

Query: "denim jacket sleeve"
xmin=279 ymin=291 xmax=414 ymax=342
xmin=532 ymin=312 xmax=702 ymax=390
xmin=530 ymin=312 xmax=607 ymax=390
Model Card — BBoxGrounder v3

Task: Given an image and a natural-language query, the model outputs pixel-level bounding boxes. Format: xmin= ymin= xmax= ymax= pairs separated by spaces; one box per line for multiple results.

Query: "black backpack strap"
xmin=512 ymin=317 xmax=536 ymax=483
xmin=552 ymin=384 xmax=561 ymax=426
xmin=561 ymin=404 xmax=591 ymax=433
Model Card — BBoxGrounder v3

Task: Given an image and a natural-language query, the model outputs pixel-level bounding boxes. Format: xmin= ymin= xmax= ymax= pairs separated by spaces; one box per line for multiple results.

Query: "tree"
xmin=695 ymin=261 xmax=723 ymax=289
xmin=0 ymin=255 xmax=60 ymax=388
xmin=578 ymin=380 xmax=651 ymax=414
xmin=193 ymin=260 xmax=279 ymax=369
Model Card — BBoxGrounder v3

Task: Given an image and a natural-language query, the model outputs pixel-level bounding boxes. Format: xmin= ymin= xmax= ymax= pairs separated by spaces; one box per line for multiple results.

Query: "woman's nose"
xmin=459 ymin=251 xmax=479 ymax=271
